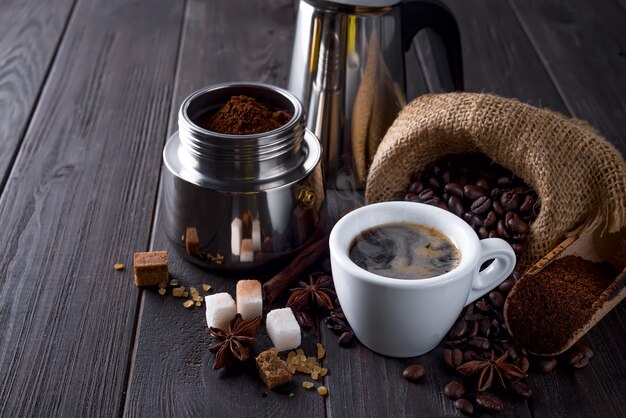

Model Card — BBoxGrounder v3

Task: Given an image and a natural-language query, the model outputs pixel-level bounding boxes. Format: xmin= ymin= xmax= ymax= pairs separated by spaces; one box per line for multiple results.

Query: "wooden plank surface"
xmin=122 ymin=1 xmax=327 ymax=416
xmin=504 ymin=0 xmax=626 ymax=416
xmin=0 ymin=0 xmax=624 ymax=416
xmin=0 ymin=0 xmax=184 ymax=415
xmin=0 ymin=0 xmax=75 ymax=191
xmin=509 ymin=0 xmax=626 ymax=155
xmin=323 ymin=1 xmax=564 ymax=416
xmin=325 ymin=0 xmax=626 ymax=417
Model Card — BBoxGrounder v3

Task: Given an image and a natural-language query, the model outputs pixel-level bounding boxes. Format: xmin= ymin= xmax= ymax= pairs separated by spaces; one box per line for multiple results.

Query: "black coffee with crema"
xmin=349 ymin=222 xmax=461 ymax=280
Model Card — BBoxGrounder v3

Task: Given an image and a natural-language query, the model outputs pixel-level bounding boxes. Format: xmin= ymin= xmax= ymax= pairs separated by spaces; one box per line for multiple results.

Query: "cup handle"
xmin=464 ymin=238 xmax=516 ymax=306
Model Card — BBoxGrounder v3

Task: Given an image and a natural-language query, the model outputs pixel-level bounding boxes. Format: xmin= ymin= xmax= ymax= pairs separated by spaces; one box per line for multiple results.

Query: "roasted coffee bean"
xmin=488 ymin=230 xmax=499 ymax=239
xmin=567 ymin=345 xmax=591 ymax=368
xmin=490 ymin=187 xmax=502 ymax=199
xmin=484 ymin=211 xmax=497 ymax=228
xmin=463 ymin=212 xmax=483 ymax=228
xmin=492 ymin=200 xmax=504 ymax=216
xmin=429 ymin=177 xmax=442 ymax=190
xmin=574 ymin=343 xmax=594 ymax=359
xmin=476 ymin=393 xmax=504 ymax=413
xmin=509 ymin=380 xmax=533 ymax=399
xmin=452 ymin=348 xmax=464 ymax=367
xmin=488 ymin=291 xmax=504 ymax=309
xmin=476 ymin=177 xmax=491 ymax=190
xmin=502 ymin=342 xmax=518 ymax=360
xmin=423 ymin=197 xmax=441 ymax=206
xmin=454 ymin=398 xmax=474 ymax=416
xmin=404 ymin=193 xmax=420 ymax=202
xmin=471 ymin=196 xmax=492 ymax=215
xmin=508 ymin=213 xmax=529 ymax=234
xmin=468 ymin=336 xmax=490 ymax=351
xmin=444 ymin=381 xmax=466 ymax=400
xmin=512 ymin=186 xmax=529 ymax=194
xmin=493 ymin=309 xmax=504 ymax=323
xmin=463 ymin=350 xmax=481 ymax=362
xmin=491 ymin=319 xmax=500 ymax=336
xmin=479 ymin=318 xmax=492 ymax=337
xmin=516 ymin=356 xmax=530 ymax=374
xmin=505 ymin=211 xmax=515 ymax=226
xmin=448 ymin=196 xmax=465 ymax=217
xmin=457 ymin=175 xmax=468 ymax=186
xmin=444 ymin=348 xmax=464 ymax=368
xmin=512 ymin=243 xmax=525 ymax=253
xmin=475 ymin=300 xmax=492 ymax=313
xmin=469 ymin=320 xmax=480 ymax=338
xmin=498 ymin=278 xmax=515 ymax=296
xmin=465 ymin=312 xmax=487 ymax=321
xmin=326 ymin=316 xmax=347 ymax=333
xmin=504 ymin=192 xmax=523 ymax=211
xmin=442 ymin=170 xmax=452 ymax=184
xmin=445 ymin=182 xmax=464 ymax=198
xmin=449 ymin=320 xmax=468 ymax=339
xmin=463 ymin=185 xmax=487 ymax=200
xmin=477 ymin=227 xmax=489 ymax=239
xmin=338 ymin=330 xmax=355 ymax=346
xmin=511 ymin=270 xmax=521 ymax=281
xmin=519 ymin=194 xmax=535 ymax=213
xmin=539 ymin=357 xmax=558 ymax=373
xmin=418 ymin=188 xmax=435 ymax=201
xmin=408 ymin=181 xmax=425 ymax=194
xmin=496 ymin=220 xmax=511 ymax=239
xmin=497 ymin=176 xmax=513 ymax=186
xmin=511 ymin=233 xmax=528 ymax=242
xmin=402 ymin=364 xmax=426 ymax=382
xmin=465 ymin=304 xmax=475 ymax=315
xmin=437 ymin=201 xmax=450 ymax=211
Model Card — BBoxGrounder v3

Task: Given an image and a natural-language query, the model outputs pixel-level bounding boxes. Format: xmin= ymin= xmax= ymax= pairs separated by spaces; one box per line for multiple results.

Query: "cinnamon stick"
xmin=263 ymin=235 xmax=329 ymax=304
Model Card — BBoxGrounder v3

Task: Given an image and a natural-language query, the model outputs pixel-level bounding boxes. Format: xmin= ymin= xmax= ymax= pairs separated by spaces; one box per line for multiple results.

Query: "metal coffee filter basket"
xmin=162 ymin=82 xmax=325 ymax=269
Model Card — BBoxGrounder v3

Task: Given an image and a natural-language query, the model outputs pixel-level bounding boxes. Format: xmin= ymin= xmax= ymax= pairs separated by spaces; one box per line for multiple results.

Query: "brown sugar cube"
xmin=256 ymin=349 xmax=293 ymax=390
xmin=185 ymin=227 xmax=201 ymax=256
xmin=133 ymin=251 xmax=168 ymax=287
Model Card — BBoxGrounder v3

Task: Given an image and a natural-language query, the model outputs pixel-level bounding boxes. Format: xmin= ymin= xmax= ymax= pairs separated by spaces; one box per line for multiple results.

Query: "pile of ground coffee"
xmin=202 ymin=95 xmax=291 ymax=135
xmin=506 ymin=255 xmax=617 ymax=354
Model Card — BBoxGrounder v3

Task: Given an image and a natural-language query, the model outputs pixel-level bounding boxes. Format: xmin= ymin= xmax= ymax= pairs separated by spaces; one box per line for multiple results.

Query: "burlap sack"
xmin=365 ymin=93 xmax=626 ymax=268
xmin=351 ymin=35 xmax=406 ymax=184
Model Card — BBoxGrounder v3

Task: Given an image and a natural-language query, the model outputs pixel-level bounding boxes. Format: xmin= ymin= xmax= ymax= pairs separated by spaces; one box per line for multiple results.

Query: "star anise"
xmin=287 ymin=273 xmax=336 ymax=312
xmin=456 ymin=351 xmax=527 ymax=391
xmin=208 ymin=314 xmax=261 ymax=370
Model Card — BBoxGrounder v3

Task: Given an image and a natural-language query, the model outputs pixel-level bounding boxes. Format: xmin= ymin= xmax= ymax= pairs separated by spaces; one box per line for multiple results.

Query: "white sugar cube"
xmin=236 ymin=279 xmax=262 ymax=320
xmin=205 ymin=292 xmax=236 ymax=329
xmin=231 ymin=217 xmax=242 ymax=256
xmin=266 ymin=308 xmax=301 ymax=351
xmin=252 ymin=219 xmax=262 ymax=251
xmin=240 ymin=239 xmax=254 ymax=262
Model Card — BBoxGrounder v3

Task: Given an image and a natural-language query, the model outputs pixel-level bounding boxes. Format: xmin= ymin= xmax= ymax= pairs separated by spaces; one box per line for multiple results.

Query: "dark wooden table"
xmin=1 ymin=0 xmax=625 ymax=416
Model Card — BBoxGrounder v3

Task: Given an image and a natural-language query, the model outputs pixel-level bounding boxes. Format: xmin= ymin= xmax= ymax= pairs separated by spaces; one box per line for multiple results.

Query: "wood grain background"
xmin=0 ymin=0 xmax=624 ymax=416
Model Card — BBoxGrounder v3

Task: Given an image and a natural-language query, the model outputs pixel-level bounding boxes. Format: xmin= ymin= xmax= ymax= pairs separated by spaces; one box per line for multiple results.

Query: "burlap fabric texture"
xmin=365 ymin=93 xmax=626 ymax=268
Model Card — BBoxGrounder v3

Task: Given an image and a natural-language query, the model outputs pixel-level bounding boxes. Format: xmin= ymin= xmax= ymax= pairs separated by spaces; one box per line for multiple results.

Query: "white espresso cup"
xmin=329 ymin=201 xmax=516 ymax=357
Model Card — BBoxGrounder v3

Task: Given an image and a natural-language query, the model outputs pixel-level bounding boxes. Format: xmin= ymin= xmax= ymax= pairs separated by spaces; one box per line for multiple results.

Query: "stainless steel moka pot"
xmin=289 ymin=0 xmax=463 ymax=189
xmin=162 ymin=83 xmax=325 ymax=269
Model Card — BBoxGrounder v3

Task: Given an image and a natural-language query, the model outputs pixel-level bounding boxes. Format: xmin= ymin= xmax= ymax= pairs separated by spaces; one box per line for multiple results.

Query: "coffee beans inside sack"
xmin=366 ymin=92 xmax=626 ymax=268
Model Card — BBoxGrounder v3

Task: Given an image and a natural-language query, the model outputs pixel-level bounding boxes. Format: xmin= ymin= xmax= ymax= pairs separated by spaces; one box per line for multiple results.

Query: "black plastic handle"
xmin=401 ymin=0 xmax=464 ymax=91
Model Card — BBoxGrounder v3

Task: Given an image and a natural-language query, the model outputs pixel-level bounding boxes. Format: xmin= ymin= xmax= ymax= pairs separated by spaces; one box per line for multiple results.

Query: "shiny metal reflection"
xmin=162 ymin=82 xmax=325 ymax=269
xmin=289 ymin=0 xmax=463 ymax=189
